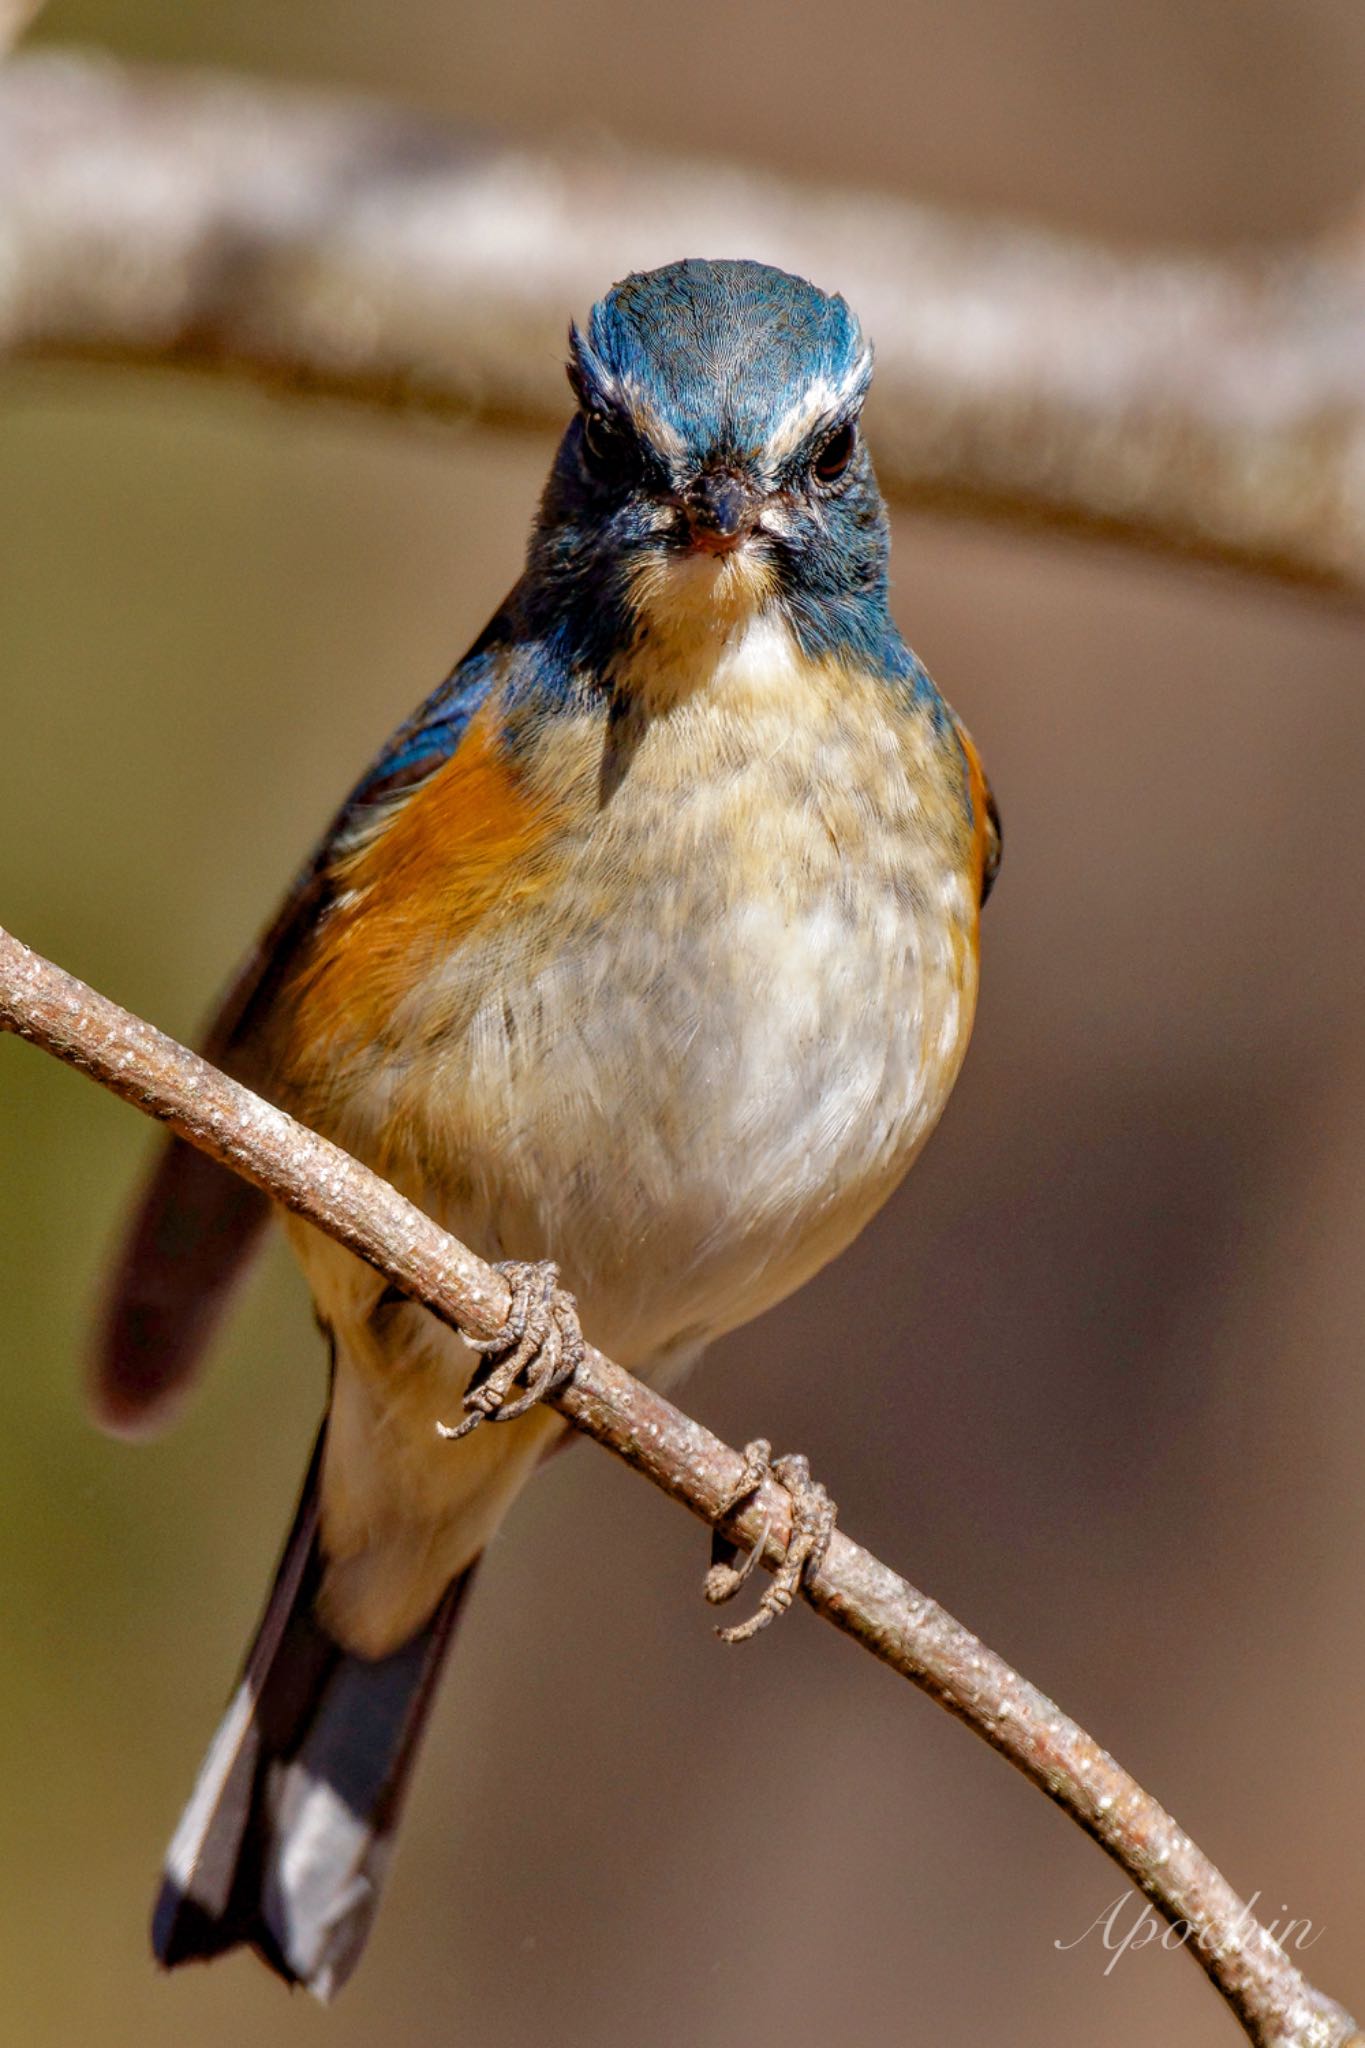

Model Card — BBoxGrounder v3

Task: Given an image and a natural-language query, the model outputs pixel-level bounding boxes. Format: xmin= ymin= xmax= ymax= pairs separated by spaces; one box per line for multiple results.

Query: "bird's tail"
xmin=152 ymin=1430 xmax=476 ymax=2000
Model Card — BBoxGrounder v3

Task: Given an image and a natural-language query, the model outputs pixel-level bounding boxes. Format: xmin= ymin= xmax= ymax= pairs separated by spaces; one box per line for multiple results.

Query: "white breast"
xmin=382 ymin=612 xmax=980 ymax=1372
xmin=293 ymin=606 xmax=980 ymax=1655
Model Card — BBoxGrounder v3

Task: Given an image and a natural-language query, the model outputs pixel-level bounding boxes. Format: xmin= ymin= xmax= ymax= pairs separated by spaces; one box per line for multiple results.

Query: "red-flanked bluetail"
xmin=94 ymin=257 xmax=1000 ymax=1999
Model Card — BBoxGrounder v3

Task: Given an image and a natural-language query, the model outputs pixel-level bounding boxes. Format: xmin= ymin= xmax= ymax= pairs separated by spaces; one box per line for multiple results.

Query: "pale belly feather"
xmin=288 ymin=625 xmax=980 ymax=1653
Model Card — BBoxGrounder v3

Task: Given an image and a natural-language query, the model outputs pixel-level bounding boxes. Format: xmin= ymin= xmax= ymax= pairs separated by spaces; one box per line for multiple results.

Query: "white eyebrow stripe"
xmin=574 ymin=356 xmax=691 ymax=466
xmin=616 ymin=375 xmax=691 ymax=462
xmin=762 ymin=349 xmax=873 ymax=467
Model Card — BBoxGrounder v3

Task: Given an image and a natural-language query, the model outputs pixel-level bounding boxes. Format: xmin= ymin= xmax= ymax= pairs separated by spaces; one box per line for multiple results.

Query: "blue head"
xmin=524 ymin=259 xmax=895 ymax=674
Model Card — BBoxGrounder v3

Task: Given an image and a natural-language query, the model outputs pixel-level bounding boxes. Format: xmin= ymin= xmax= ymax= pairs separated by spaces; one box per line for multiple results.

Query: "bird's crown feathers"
xmin=568 ymin=258 xmax=872 ymax=470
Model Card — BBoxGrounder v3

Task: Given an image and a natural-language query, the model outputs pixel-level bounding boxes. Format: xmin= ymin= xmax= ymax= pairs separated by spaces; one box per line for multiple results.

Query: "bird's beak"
xmin=684 ymin=473 xmax=759 ymax=555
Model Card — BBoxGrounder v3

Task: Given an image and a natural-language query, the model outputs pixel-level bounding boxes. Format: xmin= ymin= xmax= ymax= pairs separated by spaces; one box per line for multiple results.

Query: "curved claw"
xmin=437 ymin=1261 xmax=583 ymax=1441
xmin=705 ymin=1442 xmax=836 ymax=1645
xmin=703 ymin=1515 xmax=772 ymax=1607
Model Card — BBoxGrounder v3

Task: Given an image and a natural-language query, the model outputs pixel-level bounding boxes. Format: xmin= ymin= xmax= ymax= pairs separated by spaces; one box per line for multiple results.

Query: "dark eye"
xmin=581 ymin=411 xmax=638 ymax=487
xmin=813 ymin=421 xmax=857 ymax=484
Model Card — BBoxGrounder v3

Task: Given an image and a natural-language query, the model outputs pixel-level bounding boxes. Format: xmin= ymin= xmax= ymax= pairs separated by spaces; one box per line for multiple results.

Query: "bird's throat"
xmin=612 ymin=545 xmax=785 ymax=714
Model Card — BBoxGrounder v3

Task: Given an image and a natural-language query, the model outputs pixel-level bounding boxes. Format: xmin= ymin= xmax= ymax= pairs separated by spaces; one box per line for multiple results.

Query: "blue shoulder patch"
xmin=342 ymin=647 xmax=500 ymax=824
xmin=878 ymin=633 xmax=951 ymax=725
xmin=331 ymin=597 xmax=596 ymax=844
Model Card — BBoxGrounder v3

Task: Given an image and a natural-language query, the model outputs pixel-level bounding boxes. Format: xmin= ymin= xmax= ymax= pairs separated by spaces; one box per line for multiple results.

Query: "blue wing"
xmin=90 ymin=612 xmax=511 ymax=1436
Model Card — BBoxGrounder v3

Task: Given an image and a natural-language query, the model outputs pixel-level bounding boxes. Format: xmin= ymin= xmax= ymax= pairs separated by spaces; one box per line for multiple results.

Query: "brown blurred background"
xmin=4 ymin=3 xmax=1365 ymax=2043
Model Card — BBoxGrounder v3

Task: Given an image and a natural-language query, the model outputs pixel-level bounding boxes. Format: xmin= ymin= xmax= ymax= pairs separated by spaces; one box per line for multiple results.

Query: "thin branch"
xmin=0 ymin=919 xmax=1359 ymax=2046
xmin=5 ymin=52 xmax=1365 ymax=596
xmin=0 ymin=1 xmax=44 ymax=60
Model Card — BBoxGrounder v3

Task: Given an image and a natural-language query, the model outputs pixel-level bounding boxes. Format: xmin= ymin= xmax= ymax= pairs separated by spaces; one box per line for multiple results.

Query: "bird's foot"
xmin=437 ymin=1261 xmax=583 ymax=1442
xmin=704 ymin=1438 xmax=836 ymax=1644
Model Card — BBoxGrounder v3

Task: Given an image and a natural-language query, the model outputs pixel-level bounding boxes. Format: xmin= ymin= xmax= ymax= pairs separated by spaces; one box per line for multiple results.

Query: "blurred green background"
xmin=4 ymin=3 xmax=1365 ymax=2044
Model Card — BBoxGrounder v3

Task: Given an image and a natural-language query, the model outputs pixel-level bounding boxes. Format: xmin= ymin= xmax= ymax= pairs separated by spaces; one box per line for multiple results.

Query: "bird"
xmin=94 ymin=256 xmax=1000 ymax=2000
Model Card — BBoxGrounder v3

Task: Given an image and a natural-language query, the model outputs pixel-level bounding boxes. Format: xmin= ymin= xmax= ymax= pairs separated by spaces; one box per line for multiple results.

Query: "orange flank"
xmin=285 ymin=711 xmax=566 ymax=1063
xmin=956 ymin=722 xmax=999 ymax=911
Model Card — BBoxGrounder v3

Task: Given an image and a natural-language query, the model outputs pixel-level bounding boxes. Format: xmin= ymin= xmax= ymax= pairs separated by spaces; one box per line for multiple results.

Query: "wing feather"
xmin=90 ymin=618 xmax=512 ymax=1435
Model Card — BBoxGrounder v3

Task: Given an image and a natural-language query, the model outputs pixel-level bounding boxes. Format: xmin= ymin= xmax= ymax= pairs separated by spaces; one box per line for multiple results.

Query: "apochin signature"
xmin=1056 ymin=1891 xmax=1323 ymax=1976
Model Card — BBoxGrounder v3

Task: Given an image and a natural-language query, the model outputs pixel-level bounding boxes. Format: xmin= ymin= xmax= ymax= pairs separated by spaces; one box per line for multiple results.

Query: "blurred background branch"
xmin=6 ymin=17 xmax=1365 ymax=2046
xmin=1 ymin=916 xmax=1360 ymax=2048
xmin=0 ymin=0 xmax=44 ymax=58
xmin=4 ymin=48 xmax=1365 ymax=595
